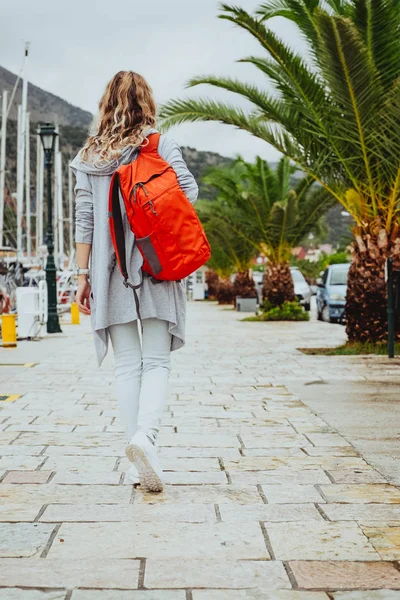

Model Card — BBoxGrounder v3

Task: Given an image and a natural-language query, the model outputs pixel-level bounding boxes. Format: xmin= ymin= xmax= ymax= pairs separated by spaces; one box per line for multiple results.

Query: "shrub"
xmin=243 ymin=301 xmax=309 ymax=322
xmin=327 ymin=252 xmax=350 ymax=265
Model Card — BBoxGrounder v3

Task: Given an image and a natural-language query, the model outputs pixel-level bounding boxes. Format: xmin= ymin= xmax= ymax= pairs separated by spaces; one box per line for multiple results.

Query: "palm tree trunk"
xmin=217 ymin=276 xmax=234 ymax=305
xmin=346 ymin=232 xmax=400 ymax=342
xmin=233 ymin=271 xmax=257 ymax=301
xmin=263 ymin=261 xmax=295 ymax=307
xmin=205 ymin=269 xmax=219 ymax=300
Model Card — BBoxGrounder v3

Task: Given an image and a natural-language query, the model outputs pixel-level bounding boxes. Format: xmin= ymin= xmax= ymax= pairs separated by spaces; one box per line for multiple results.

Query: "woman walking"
xmin=70 ymin=71 xmax=198 ymax=492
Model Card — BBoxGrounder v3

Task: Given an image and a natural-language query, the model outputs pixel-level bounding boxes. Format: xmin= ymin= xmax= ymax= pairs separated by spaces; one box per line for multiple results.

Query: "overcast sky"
xmin=1 ymin=0 xmax=305 ymax=162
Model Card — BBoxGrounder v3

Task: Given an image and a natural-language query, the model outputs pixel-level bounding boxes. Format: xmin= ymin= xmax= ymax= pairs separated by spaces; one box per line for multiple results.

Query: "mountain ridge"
xmin=0 ymin=65 xmax=93 ymax=128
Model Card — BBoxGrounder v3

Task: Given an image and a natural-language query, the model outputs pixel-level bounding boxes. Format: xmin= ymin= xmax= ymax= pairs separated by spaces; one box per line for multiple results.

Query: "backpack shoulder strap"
xmin=140 ymin=131 xmax=161 ymax=154
xmin=109 ymin=172 xmax=129 ymax=281
xmin=109 ymin=171 xmax=144 ymax=330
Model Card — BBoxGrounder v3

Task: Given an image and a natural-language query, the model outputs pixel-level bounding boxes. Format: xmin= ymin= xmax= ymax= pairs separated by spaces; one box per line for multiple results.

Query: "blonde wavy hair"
xmin=81 ymin=71 xmax=157 ymax=162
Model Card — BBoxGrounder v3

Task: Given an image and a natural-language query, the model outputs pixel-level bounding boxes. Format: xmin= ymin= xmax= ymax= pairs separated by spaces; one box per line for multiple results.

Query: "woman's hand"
xmin=75 ymin=277 xmax=91 ymax=315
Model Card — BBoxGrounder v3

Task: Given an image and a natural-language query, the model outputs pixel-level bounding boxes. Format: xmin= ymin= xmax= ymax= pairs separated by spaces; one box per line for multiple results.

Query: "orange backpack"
xmin=108 ymin=132 xmax=210 ymax=301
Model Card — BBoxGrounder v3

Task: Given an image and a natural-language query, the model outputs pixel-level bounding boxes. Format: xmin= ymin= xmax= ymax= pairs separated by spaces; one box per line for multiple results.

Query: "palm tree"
xmin=199 ymin=200 xmax=256 ymax=303
xmin=160 ymin=1 xmax=400 ymax=342
xmin=199 ymin=156 xmax=334 ymax=306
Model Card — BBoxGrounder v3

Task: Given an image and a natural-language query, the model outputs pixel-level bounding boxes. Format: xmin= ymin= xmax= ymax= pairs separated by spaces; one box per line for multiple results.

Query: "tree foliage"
xmin=160 ymin=0 xmax=400 ymax=235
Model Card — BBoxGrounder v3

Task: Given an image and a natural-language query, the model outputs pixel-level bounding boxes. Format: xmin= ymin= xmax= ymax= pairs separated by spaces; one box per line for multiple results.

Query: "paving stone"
xmin=306 ymin=433 xmax=351 ymax=446
xmin=320 ymin=484 xmax=400 ymax=504
xmin=0 ymin=523 xmax=54 ymax=557
xmin=144 ymin=558 xmax=290 ymax=588
xmin=71 ymin=592 xmax=186 ymax=600
xmin=327 ymin=469 xmax=387 ymax=484
xmin=0 ymin=558 xmax=140 ymax=588
xmin=44 ymin=455 xmax=117 ymax=471
xmin=43 ymin=445 xmax=121 ymax=457
xmin=362 ymin=527 xmax=400 ymax=559
xmin=0 ymin=591 xmax=67 ymax=600
xmin=333 ymin=592 xmax=400 ymax=599
xmin=51 ymin=470 xmax=121 ymax=485
xmin=48 ymin=521 xmax=268 ymax=559
xmin=158 ymin=447 xmax=241 ymax=459
xmin=266 ymin=521 xmax=379 ymax=560
xmin=290 ymin=561 xmax=400 ymax=590
xmin=0 ymin=484 xmax=131 ymax=504
xmin=13 ymin=433 xmax=126 ymax=447
xmin=193 ymin=592 xmax=329 ymax=600
xmin=242 ymin=448 xmax=305 ymax=457
xmin=261 ymin=484 xmax=325 ymax=504
xmin=0 ymin=433 xmax=19 ymax=443
xmin=225 ymin=456 xmax=366 ymax=471
xmin=135 ymin=484 xmax=263 ymax=504
xmin=321 ymin=504 xmax=400 ymax=523
xmin=154 ymin=457 xmax=221 ymax=471
xmin=230 ymin=469 xmax=331 ymax=485
xmin=304 ymin=447 xmax=360 ymax=457
xmin=157 ymin=433 xmax=239 ymax=447
xmin=0 ymin=457 xmax=44 ymax=470
xmin=2 ymin=470 xmax=52 ymax=484
xmin=0 ymin=504 xmax=42 ymax=522
xmin=0 ymin=445 xmax=45 ymax=456
xmin=240 ymin=433 xmax=311 ymax=448
xmin=40 ymin=504 xmax=216 ymax=523
xmin=219 ymin=503 xmax=323 ymax=522
xmin=163 ymin=471 xmax=227 ymax=485
xmin=6 ymin=424 xmax=75 ymax=432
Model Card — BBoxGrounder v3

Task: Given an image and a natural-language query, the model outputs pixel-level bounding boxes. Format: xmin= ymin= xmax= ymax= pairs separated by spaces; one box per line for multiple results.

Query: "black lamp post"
xmin=38 ymin=123 xmax=62 ymax=334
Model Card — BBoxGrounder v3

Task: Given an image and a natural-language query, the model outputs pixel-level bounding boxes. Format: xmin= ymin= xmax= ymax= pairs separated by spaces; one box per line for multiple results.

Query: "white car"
xmin=290 ymin=267 xmax=312 ymax=311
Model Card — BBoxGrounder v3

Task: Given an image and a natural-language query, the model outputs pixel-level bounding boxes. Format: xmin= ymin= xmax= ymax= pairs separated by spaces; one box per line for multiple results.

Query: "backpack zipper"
xmin=131 ymin=183 xmax=149 ymax=203
xmin=142 ymin=199 xmax=158 ymax=216
xmin=130 ymin=168 xmax=171 ymax=203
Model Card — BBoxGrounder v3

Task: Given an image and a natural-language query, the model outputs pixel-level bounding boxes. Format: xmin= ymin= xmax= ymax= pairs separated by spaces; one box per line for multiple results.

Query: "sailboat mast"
xmin=56 ymin=150 xmax=64 ymax=268
xmin=16 ymin=43 xmax=29 ymax=260
xmin=25 ymin=111 xmax=31 ymax=262
xmin=53 ymin=131 xmax=59 ymax=268
xmin=0 ymin=90 xmax=8 ymax=247
xmin=68 ymin=158 xmax=73 ymax=259
xmin=16 ymin=104 xmax=23 ymax=258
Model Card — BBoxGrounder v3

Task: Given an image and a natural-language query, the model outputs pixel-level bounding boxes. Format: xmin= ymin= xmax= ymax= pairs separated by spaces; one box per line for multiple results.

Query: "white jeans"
xmin=109 ymin=318 xmax=171 ymax=442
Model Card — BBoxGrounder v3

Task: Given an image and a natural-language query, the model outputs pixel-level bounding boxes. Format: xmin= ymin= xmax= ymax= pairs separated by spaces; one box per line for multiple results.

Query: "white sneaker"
xmin=125 ymin=431 xmax=164 ymax=492
xmin=125 ymin=464 xmax=140 ymax=485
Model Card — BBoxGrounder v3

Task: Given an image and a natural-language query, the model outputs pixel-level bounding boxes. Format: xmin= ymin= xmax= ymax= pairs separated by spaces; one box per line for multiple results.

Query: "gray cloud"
xmin=1 ymin=0 xmax=305 ymax=161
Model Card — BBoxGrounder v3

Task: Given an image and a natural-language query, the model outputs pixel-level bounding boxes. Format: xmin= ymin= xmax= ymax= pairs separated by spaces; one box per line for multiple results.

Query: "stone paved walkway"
xmin=0 ymin=302 xmax=400 ymax=598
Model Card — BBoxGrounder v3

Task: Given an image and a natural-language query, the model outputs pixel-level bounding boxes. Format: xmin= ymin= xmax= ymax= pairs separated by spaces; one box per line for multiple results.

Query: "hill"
xmin=0 ymin=66 xmax=93 ymax=128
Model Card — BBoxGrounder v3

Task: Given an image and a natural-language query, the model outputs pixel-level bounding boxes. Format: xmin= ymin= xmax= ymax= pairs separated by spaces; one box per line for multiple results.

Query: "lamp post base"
xmin=45 ymin=256 xmax=62 ymax=335
xmin=47 ymin=314 xmax=62 ymax=334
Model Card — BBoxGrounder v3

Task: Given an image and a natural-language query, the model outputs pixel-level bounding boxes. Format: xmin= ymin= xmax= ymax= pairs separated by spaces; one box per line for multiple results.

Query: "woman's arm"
xmin=158 ymin=136 xmax=199 ymax=204
xmin=72 ymin=170 xmax=93 ymax=315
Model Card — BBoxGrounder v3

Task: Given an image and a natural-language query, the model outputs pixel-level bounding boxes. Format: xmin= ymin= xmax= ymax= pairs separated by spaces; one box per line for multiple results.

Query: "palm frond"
xmin=159 ymin=97 xmax=267 ymax=135
xmin=349 ymin=0 xmax=400 ymax=89
xmin=256 ymin=0 xmax=322 ymax=50
xmin=187 ymin=75 xmax=294 ymax=127
xmin=316 ymin=11 xmax=383 ymax=212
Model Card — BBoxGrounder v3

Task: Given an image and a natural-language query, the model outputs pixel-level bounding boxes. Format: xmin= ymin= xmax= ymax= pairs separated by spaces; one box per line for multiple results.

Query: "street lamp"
xmin=38 ymin=123 xmax=62 ymax=334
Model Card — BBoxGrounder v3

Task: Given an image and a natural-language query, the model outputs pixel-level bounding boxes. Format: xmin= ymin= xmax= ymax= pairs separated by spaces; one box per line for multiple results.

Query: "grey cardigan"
xmin=70 ymin=130 xmax=199 ymax=366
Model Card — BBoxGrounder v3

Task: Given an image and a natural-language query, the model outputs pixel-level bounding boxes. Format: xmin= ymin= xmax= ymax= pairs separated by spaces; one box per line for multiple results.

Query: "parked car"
xmin=316 ymin=263 xmax=350 ymax=323
xmin=290 ymin=267 xmax=312 ymax=311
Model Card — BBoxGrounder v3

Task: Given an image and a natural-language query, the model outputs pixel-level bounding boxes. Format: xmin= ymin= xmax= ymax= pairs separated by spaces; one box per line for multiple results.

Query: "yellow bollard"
xmin=71 ymin=302 xmax=80 ymax=325
xmin=1 ymin=314 xmax=17 ymax=347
